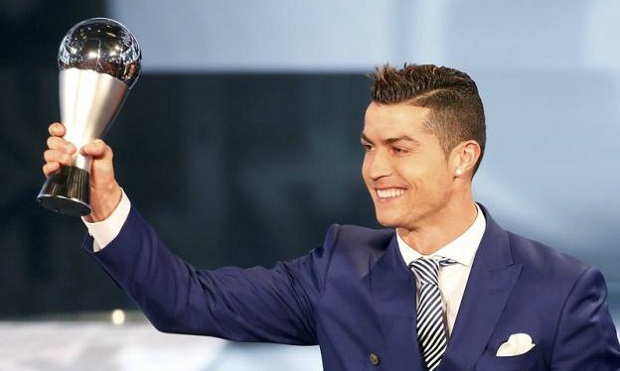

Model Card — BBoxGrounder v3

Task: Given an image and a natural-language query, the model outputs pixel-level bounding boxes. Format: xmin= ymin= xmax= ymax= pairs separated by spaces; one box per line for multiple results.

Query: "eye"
xmin=360 ymin=142 xmax=373 ymax=152
xmin=391 ymin=146 xmax=409 ymax=154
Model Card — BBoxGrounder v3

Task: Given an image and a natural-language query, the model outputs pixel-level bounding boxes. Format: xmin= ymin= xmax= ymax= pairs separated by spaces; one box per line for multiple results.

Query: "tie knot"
xmin=409 ymin=257 xmax=455 ymax=286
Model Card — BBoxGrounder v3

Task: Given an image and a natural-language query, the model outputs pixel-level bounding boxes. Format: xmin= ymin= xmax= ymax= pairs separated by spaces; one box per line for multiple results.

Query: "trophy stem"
xmin=37 ymin=165 xmax=91 ymax=217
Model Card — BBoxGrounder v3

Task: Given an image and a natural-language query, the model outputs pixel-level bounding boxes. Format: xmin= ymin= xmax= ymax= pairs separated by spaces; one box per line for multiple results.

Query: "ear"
xmin=450 ymin=140 xmax=481 ymax=178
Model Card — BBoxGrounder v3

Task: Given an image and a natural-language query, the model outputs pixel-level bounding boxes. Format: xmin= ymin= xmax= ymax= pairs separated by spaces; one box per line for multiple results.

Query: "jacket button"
xmin=369 ymin=352 xmax=380 ymax=366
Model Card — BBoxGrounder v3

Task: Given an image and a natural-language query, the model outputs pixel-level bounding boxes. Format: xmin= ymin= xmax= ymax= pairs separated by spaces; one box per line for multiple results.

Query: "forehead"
xmin=363 ymin=102 xmax=433 ymax=139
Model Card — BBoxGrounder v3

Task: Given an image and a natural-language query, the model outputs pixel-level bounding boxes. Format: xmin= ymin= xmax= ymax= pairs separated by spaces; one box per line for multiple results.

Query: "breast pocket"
xmin=474 ymin=347 xmax=542 ymax=371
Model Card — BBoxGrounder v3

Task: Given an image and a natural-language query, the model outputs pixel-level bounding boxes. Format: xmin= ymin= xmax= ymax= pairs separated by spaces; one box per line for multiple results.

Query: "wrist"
xmin=86 ymin=183 xmax=122 ymax=222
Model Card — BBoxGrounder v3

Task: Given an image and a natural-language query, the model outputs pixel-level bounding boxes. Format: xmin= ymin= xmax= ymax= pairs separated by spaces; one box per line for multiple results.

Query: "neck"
xmin=398 ymin=197 xmax=478 ymax=255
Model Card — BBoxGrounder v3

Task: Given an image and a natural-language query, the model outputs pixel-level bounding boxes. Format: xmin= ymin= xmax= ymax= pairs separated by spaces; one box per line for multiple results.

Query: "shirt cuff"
xmin=82 ymin=189 xmax=131 ymax=252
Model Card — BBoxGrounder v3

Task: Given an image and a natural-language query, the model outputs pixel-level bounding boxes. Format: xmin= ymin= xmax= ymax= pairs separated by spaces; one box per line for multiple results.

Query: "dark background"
xmin=0 ymin=1 xmax=380 ymax=316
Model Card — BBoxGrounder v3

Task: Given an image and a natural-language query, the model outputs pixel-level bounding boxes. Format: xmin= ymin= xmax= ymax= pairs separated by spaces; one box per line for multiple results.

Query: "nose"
xmin=364 ymin=149 xmax=392 ymax=181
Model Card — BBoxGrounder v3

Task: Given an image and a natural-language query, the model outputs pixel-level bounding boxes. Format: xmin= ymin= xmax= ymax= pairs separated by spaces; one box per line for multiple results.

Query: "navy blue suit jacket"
xmin=84 ymin=205 xmax=620 ymax=370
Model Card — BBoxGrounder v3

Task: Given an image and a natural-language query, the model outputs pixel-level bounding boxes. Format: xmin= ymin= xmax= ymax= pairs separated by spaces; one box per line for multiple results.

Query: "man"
xmin=43 ymin=64 xmax=620 ymax=370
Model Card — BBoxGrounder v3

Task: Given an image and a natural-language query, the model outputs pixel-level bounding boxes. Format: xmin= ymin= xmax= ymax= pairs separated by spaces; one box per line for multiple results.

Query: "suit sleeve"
xmin=83 ymin=206 xmax=337 ymax=345
xmin=551 ymin=266 xmax=620 ymax=369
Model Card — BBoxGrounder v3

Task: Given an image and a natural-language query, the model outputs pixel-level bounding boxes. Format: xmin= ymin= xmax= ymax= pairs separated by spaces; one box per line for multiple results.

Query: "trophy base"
xmin=37 ymin=165 xmax=91 ymax=217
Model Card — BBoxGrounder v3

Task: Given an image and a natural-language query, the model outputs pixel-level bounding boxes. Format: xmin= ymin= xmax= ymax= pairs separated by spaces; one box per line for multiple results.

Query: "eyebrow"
xmin=360 ymin=133 xmax=421 ymax=146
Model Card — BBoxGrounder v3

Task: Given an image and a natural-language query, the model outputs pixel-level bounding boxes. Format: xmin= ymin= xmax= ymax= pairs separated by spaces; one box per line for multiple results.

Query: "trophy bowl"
xmin=37 ymin=18 xmax=141 ymax=217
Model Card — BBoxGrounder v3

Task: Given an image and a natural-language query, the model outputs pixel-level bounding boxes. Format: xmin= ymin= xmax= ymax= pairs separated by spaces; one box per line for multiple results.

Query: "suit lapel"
xmin=369 ymin=235 xmax=425 ymax=369
xmin=439 ymin=207 xmax=523 ymax=371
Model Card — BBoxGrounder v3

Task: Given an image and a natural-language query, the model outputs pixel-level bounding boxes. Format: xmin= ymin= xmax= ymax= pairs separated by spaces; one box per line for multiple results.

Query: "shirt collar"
xmin=397 ymin=203 xmax=486 ymax=267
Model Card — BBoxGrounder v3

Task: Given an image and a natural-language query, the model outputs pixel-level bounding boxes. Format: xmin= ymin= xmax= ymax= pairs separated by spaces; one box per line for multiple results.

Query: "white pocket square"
xmin=496 ymin=333 xmax=535 ymax=357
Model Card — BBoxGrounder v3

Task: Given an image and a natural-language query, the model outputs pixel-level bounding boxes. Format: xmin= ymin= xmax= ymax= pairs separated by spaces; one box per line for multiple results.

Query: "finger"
xmin=48 ymin=122 xmax=66 ymax=137
xmin=44 ymin=149 xmax=74 ymax=167
xmin=81 ymin=139 xmax=111 ymax=159
xmin=46 ymin=136 xmax=76 ymax=154
xmin=42 ymin=162 xmax=61 ymax=177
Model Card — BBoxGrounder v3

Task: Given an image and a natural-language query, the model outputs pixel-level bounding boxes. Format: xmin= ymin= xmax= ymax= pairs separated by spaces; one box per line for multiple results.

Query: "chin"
xmin=374 ymin=213 xmax=400 ymax=228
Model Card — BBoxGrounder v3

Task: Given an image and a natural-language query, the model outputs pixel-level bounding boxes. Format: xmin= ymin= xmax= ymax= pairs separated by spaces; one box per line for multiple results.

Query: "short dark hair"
xmin=371 ymin=64 xmax=486 ymax=174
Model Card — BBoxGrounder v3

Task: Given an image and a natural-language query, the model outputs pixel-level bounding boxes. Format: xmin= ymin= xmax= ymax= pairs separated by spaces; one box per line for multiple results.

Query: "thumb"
xmin=80 ymin=139 xmax=121 ymax=222
xmin=81 ymin=139 xmax=111 ymax=160
xmin=81 ymin=139 xmax=116 ymax=184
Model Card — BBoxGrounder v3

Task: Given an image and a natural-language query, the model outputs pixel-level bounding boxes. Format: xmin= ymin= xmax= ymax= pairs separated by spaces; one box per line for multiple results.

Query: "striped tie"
xmin=409 ymin=257 xmax=456 ymax=371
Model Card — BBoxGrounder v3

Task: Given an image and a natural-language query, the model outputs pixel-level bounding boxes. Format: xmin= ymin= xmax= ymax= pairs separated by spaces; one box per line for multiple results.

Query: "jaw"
xmin=371 ymin=188 xmax=453 ymax=231
xmin=371 ymin=189 xmax=409 ymax=227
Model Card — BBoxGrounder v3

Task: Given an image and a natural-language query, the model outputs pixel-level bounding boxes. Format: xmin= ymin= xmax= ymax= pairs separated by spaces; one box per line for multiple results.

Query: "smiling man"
xmin=43 ymin=64 xmax=620 ymax=370
xmin=361 ymin=101 xmax=479 ymax=255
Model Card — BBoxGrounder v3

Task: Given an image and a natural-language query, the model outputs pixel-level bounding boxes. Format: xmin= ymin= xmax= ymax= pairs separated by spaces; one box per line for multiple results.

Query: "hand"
xmin=43 ymin=122 xmax=122 ymax=222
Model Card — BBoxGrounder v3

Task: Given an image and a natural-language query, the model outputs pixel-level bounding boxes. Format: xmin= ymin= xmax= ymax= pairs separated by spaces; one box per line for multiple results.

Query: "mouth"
xmin=375 ymin=188 xmax=405 ymax=200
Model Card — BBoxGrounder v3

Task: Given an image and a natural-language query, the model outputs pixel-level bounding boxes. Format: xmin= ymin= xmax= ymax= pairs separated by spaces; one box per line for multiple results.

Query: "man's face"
xmin=361 ymin=102 xmax=456 ymax=230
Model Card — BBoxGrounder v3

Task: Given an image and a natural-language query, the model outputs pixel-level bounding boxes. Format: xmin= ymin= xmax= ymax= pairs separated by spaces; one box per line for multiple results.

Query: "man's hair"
xmin=371 ymin=64 xmax=486 ymax=174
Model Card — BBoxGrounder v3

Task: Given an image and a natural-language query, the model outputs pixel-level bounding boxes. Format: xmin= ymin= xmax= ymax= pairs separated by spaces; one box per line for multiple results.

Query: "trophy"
xmin=37 ymin=18 xmax=141 ymax=216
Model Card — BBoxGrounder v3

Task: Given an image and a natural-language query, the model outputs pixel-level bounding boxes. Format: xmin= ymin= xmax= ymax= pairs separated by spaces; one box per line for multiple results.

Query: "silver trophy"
xmin=37 ymin=18 xmax=141 ymax=216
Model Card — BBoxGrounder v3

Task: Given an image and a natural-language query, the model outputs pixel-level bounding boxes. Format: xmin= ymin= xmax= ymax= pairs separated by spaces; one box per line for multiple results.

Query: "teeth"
xmin=377 ymin=189 xmax=405 ymax=199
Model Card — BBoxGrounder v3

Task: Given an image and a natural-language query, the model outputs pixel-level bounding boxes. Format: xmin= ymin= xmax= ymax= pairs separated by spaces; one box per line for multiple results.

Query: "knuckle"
xmin=47 ymin=136 xmax=69 ymax=151
xmin=42 ymin=163 xmax=57 ymax=176
xmin=62 ymin=153 xmax=73 ymax=164
xmin=43 ymin=149 xmax=53 ymax=162
xmin=44 ymin=149 xmax=72 ymax=165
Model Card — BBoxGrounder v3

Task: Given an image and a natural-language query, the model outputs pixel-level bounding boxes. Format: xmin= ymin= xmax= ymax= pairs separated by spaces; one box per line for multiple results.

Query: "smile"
xmin=376 ymin=188 xmax=405 ymax=199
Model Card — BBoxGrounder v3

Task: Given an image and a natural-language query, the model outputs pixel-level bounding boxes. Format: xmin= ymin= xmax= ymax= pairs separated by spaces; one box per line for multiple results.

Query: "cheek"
xmin=398 ymin=163 xmax=441 ymax=190
xmin=423 ymin=169 xmax=452 ymax=196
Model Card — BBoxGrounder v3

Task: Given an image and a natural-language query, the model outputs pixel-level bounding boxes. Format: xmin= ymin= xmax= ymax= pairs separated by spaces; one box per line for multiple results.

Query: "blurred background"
xmin=2 ymin=0 xmax=620 ymax=369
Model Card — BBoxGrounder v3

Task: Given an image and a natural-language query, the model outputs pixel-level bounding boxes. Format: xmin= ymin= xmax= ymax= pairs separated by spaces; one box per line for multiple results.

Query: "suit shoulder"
xmin=318 ymin=224 xmax=395 ymax=279
xmin=324 ymin=224 xmax=394 ymax=247
xmin=507 ymin=231 xmax=591 ymax=280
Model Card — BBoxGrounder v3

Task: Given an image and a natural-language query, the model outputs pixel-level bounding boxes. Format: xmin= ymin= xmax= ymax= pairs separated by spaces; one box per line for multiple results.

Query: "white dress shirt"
xmin=83 ymin=189 xmax=131 ymax=252
xmin=396 ymin=204 xmax=486 ymax=336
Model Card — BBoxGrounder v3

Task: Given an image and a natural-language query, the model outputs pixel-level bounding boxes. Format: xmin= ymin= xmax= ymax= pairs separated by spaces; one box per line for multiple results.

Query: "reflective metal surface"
xmin=58 ymin=18 xmax=141 ymax=87
xmin=37 ymin=18 xmax=142 ymax=216
xmin=59 ymin=68 xmax=129 ymax=170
